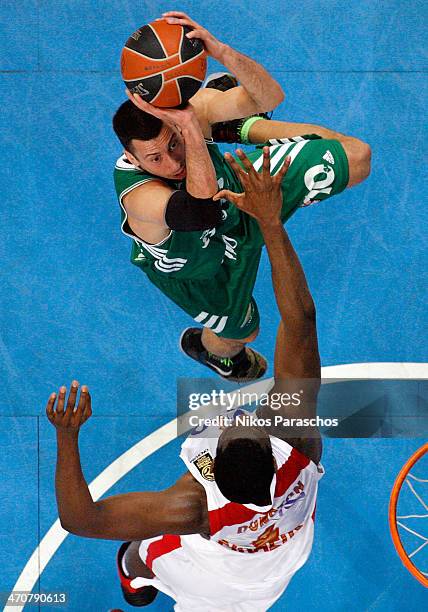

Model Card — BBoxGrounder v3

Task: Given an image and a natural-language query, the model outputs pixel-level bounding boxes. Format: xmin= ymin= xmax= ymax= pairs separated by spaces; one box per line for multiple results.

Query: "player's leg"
xmin=280 ymin=137 xmax=357 ymax=208
xmin=203 ymin=69 xmax=371 ymax=186
xmin=201 ymin=325 xmax=259 ymax=357
xmin=147 ymin=253 xmax=267 ymax=381
xmin=204 ymin=71 xmax=272 ymax=142
xmin=339 ymin=136 xmax=371 ymax=187
xmin=180 ymin=297 xmax=266 ymax=382
xmin=242 ymin=136 xmax=355 ymax=220
xmin=116 ymin=542 xmax=158 ymax=607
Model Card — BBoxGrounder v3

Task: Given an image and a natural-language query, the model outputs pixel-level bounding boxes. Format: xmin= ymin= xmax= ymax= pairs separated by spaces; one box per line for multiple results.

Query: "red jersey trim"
xmin=275 ymin=447 xmax=310 ymax=497
xmin=209 ymin=448 xmax=310 ymax=536
xmin=145 ymin=534 xmax=182 ymax=570
xmin=209 ymin=503 xmax=258 ymax=536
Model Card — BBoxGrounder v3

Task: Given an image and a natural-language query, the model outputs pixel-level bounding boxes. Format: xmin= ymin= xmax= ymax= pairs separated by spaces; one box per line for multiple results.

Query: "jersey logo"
xmin=200 ymin=227 xmax=216 ymax=248
xmin=192 ymin=450 xmax=214 ymax=481
xmin=252 ymin=525 xmax=280 ymax=549
xmin=222 ymin=235 xmax=238 ymax=260
xmin=131 ymin=83 xmax=150 ymax=97
xmin=323 ymin=150 xmax=335 ymax=164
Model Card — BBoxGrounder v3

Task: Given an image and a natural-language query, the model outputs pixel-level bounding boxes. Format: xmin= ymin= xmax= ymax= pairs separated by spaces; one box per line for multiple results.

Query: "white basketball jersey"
xmin=180 ymin=409 xmax=324 ymax=554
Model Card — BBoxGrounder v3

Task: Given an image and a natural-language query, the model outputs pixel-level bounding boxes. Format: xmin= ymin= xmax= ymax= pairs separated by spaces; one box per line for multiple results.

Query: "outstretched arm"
xmin=215 ymin=149 xmax=320 ymax=380
xmin=214 ymin=149 xmax=321 ymax=461
xmin=261 ymin=222 xmax=320 ymax=382
xmin=47 ymin=383 xmax=207 ymax=540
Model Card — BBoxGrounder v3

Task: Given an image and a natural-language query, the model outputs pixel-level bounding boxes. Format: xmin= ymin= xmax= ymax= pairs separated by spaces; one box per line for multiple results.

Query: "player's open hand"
xmin=214 ymin=147 xmax=290 ymax=227
xmin=159 ymin=11 xmax=225 ymax=61
xmin=46 ymin=381 xmax=92 ymax=433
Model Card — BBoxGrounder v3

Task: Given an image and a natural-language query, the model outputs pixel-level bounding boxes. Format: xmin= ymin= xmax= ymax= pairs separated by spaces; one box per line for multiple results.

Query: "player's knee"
xmin=344 ymin=138 xmax=371 ymax=187
xmin=357 ymin=141 xmax=371 ymax=181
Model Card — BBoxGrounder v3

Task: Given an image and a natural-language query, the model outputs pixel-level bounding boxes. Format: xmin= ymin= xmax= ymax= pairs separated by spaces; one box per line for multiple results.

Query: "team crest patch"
xmin=192 ymin=450 xmax=214 ymax=481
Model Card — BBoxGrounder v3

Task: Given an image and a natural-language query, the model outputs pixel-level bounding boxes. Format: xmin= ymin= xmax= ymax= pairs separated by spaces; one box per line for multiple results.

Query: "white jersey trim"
xmin=252 ymin=140 xmax=309 ymax=175
xmin=194 ymin=312 xmax=229 ymax=333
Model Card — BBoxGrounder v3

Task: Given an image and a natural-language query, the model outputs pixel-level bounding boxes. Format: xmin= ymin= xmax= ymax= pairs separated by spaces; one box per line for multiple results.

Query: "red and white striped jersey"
xmin=180 ymin=411 xmax=324 ymax=554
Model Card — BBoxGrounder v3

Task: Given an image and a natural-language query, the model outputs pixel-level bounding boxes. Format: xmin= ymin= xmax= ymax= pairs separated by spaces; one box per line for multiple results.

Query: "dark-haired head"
xmin=112 ymin=100 xmax=186 ymax=180
xmin=214 ymin=425 xmax=275 ymax=506
xmin=112 ymin=100 xmax=163 ymax=154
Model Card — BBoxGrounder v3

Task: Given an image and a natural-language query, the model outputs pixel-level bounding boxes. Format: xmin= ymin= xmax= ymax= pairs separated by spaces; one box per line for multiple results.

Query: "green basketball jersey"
xmin=114 ymin=137 xmax=347 ymax=281
xmin=114 ymin=142 xmax=257 ymax=281
xmin=113 ymin=137 xmax=349 ymax=338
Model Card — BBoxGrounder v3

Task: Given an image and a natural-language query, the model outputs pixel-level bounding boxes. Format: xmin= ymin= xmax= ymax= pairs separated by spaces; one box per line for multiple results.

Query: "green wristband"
xmin=238 ymin=116 xmax=264 ymax=144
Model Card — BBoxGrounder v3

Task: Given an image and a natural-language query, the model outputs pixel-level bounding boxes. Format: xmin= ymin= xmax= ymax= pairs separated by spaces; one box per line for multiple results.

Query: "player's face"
xmin=128 ymin=125 xmax=186 ymax=180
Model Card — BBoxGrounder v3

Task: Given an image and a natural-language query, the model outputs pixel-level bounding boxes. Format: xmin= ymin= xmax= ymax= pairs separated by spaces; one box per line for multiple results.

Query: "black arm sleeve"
xmin=165 ymin=190 xmax=227 ymax=232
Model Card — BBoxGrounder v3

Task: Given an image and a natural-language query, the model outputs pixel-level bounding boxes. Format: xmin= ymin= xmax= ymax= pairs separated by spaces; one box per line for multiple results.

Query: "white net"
xmin=396 ymin=456 xmax=428 ymax=576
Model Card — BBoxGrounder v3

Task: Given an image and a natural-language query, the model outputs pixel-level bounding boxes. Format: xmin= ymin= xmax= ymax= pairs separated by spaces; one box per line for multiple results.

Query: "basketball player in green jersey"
xmin=113 ymin=11 xmax=371 ymax=381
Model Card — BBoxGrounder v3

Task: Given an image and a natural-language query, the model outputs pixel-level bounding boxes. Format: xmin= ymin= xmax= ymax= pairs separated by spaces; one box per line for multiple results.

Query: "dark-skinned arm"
xmin=214 ymin=148 xmax=321 ymax=462
xmin=47 ymin=383 xmax=207 ymax=540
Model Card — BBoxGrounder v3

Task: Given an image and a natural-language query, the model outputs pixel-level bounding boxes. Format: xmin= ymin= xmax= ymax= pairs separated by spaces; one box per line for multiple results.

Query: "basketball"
xmin=121 ymin=21 xmax=207 ymax=108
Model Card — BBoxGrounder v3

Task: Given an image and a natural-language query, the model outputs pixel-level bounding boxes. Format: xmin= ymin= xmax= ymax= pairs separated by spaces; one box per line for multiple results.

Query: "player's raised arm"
xmin=214 ymin=147 xmax=319 ymax=381
xmin=161 ymin=11 xmax=284 ymax=122
xmin=214 ymin=148 xmax=321 ymax=461
xmin=46 ymin=383 xmax=207 ymax=540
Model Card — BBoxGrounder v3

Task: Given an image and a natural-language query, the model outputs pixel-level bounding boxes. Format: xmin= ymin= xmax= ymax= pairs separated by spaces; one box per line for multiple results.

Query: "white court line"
xmin=5 ymin=362 xmax=428 ymax=611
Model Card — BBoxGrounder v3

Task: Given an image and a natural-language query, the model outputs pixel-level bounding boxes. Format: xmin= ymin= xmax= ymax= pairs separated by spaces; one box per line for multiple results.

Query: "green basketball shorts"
xmin=145 ymin=244 xmax=263 ymax=340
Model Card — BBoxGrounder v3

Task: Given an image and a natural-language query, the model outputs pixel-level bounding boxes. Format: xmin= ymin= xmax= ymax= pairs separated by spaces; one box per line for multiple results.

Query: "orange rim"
xmin=389 ymin=442 xmax=428 ymax=587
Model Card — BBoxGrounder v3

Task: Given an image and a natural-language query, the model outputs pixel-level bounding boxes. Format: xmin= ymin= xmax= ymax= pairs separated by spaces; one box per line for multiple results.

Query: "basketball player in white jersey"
xmin=47 ymin=148 xmax=323 ymax=611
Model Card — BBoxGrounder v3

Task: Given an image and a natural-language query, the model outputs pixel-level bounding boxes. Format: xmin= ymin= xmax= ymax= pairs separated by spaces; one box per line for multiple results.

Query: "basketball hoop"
xmin=389 ymin=443 xmax=428 ymax=587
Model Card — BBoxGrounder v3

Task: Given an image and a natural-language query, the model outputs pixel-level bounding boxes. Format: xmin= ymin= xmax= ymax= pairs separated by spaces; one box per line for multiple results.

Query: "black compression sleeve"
xmin=165 ymin=190 xmax=227 ymax=232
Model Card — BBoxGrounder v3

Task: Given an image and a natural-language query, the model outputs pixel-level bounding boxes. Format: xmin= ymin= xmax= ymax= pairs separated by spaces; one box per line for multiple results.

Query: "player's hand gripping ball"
xmin=121 ymin=20 xmax=207 ymax=108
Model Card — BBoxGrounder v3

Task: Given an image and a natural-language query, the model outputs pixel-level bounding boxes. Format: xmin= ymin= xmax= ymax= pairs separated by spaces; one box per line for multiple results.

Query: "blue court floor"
xmin=1 ymin=1 xmax=427 ymax=610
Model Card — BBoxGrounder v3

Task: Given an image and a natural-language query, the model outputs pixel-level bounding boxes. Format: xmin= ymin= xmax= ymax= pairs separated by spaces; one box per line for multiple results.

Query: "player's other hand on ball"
xmin=46 ymin=381 xmax=92 ymax=433
xmin=159 ymin=11 xmax=225 ymax=60
xmin=214 ymin=148 xmax=290 ymax=227
xmin=126 ymin=88 xmax=197 ymax=126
